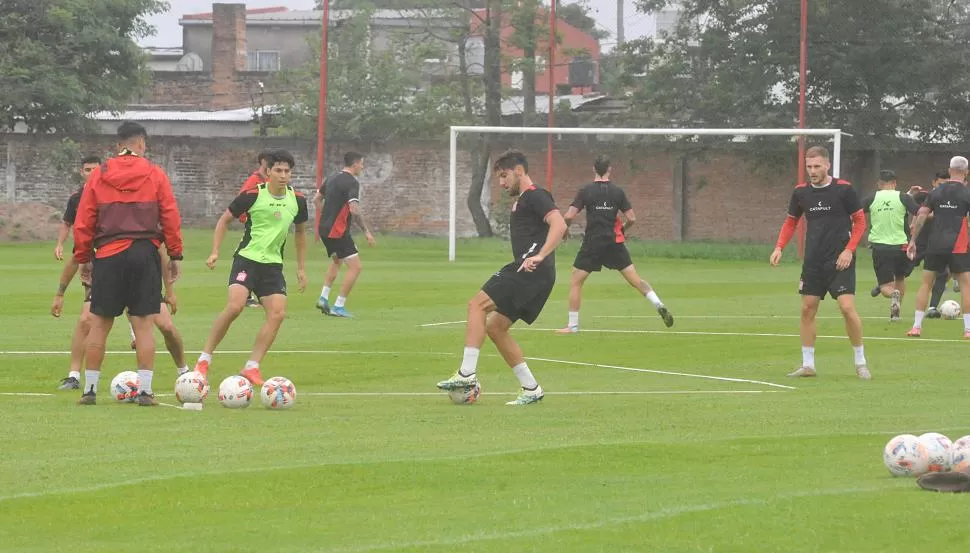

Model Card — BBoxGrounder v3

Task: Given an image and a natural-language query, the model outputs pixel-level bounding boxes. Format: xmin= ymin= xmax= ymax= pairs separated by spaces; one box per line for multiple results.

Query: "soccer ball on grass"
xmin=175 ymin=371 xmax=209 ymax=404
xmin=260 ymin=376 xmax=296 ymax=409
xmin=218 ymin=375 xmax=254 ymax=409
xmin=448 ymin=382 xmax=481 ymax=405
xmin=110 ymin=371 xmax=139 ymax=402
xmin=940 ymin=300 xmax=961 ymax=320
xmin=951 ymin=435 xmax=970 ymax=472
xmin=883 ymin=434 xmax=930 ymax=477
xmin=919 ymin=432 xmax=953 ymax=473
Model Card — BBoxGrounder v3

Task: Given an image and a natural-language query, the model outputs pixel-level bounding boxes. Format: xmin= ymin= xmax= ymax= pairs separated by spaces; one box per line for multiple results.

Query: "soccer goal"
xmin=447 ymin=126 xmax=844 ymax=261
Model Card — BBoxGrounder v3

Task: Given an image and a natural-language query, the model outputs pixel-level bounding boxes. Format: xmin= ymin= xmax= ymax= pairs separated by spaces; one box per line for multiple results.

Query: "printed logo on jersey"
xmin=939 ymin=200 xmax=960 ymax=209
xmin=594 ymin=201 xmax=614 ymax=211
xmin=274 ymin=211 xmax=282 ymax=219
xmin=809 ymin=200 xmax=832 ymax=212
xmin=875 ymin=200 xmax=895 ymax=212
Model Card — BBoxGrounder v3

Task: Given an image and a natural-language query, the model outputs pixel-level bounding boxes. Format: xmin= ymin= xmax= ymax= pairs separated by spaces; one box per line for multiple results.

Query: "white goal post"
xmin=448 ymin=126 xmax=843 ymax=261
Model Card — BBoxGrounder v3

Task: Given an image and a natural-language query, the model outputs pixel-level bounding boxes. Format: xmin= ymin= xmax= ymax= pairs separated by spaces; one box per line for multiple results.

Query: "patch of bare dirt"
xmin=0 ymin=203 xmax=63 ymax=242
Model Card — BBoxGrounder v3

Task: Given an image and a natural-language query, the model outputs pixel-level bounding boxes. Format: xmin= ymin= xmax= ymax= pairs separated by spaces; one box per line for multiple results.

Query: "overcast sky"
xmin=142 ymin=0 xmax=651 ymax=51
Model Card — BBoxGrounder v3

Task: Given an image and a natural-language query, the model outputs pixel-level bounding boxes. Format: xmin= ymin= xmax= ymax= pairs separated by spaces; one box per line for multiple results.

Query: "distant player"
xmin=770 ymin=146 xmax=870 ymax=380
xmin=54 ymin=155 xmax=100 ymax=261
xmin=905 ymin=156 xmax=970 ymax=338
xmin=436 ymin=150 xmax=567 ymax=405
xmin=72 ymin=122 xmax=184 ymax=406
xmin=239 ymin=150 xmax=273 ymax=307
xmin=314 ymin=152 xmax=375 ymax=318
xmin=555 ymin=155 xmax=673 ymax=333
xmin=861 ymin=170 xmax=920 ymax=321
xmin=193 ymin=150 xmax=308 ymax=385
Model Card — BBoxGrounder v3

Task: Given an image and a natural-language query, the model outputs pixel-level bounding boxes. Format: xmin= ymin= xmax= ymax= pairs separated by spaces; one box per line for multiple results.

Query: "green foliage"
xmin=622 ymin=0 xmax=970 ymax=148
xmin=48 ymin=138 xmax=82 ymax=184
xmin=0 ymin=0 xmax=167 ymax=133
xmin=558 ymin=1 xmax=609 ymax=41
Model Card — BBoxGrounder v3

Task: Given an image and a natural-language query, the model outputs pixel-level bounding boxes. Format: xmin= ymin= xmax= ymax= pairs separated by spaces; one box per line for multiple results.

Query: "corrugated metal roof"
xmin=89 ymin=107 xmax=263 ymax=122
xmin=180 ymin=9 xmax=459 ymax=26
xmin=501 ymin=94 xmax=607 ymax=116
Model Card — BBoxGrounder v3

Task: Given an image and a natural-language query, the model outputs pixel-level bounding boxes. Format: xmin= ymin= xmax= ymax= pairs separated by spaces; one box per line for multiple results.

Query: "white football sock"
xmin=801 ymin=346 xmax=815 ymax=369
xmin=853 ymin=345 xmax=867 ymax=366
xmin=320 ymin=285 xmax=331 ymax=300
xmin=459 ymin=347 xmax=480 ymax=377
xmin=244 ymin=360 xmax=259 ymax=370
xmin=914 ymin=310 xmax=925 ymax=329
xmin=964 ymin=313 xmax=970 ymax=332
xmin=129 ymin=323 xmax=136 ymax=342
xmin=177 ymin=366 xmax=189 ymax=376
xmin=512 ymin=362 xmax=539 ymax=390
xmin=68 ymin=370 xmax=81 ymax=380
xmin=567 ymin=311 xmax=579 ymax=329
xmin=137 ymin=369 xmax=153 ymax=394
xmin=198 ymin=352 xmax=212 ymax=364
xmin=646 ymin=291 xmax=663 ymax=308
xmin=335 ymin=296 xmax=347 ymax=308
xmin=83 ymin=369 xmax=100 ymax=394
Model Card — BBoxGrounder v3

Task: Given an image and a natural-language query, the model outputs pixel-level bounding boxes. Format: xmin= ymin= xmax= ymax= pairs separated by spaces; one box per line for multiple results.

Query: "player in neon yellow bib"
xmin=193 ymin=150 xmax=309 ymax=385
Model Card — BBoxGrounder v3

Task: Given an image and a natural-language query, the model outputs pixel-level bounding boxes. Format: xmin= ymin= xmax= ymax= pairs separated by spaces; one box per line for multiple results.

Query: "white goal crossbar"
xmin=448 ymin=126 xmax=843 ymax=261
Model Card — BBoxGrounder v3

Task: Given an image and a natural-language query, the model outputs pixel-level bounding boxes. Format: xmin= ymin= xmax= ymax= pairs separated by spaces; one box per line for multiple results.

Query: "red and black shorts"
xmin=90 ymin=239 xmax=162 ymax=318
xmin=481 ymin=262 xmax=555 ymax=325
xmin=799 ymin=256 xmax=856 ymax=300
xmin=924 ymin=253 xmax=970 ymax=274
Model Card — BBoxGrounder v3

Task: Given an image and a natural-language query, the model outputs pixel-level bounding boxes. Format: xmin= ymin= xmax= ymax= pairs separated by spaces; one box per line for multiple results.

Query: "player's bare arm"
xmin=51 ymin=258 xmax=81 ymax=317
xmin=349 ymin=201 xmax=375 ymax=246
xmin=562 ymin=206 xmax=579 ymax=239
xmin=207 ymin=210 xmax=235 ymax=269
xmin=907 ymin=206 xmax=933 ymax=259
xmin=55 ymin=221 xmax=71 ymax=260
xmin=520 ymin=210 xmax=568 ymax=273
xmin=294 ymin=222 xmax=308 ymax=292
xmin=622 ymin=209 xmax=637 ymax=232
xmin=313 ymin=189 xmax=324 ymax=215
xmin=160 ymin=249 xmax=177 ymax=315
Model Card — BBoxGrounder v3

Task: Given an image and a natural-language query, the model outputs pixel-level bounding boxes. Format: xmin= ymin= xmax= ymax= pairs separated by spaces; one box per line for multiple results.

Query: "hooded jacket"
xmin=72 ymin=151 xmax=183 ymax=264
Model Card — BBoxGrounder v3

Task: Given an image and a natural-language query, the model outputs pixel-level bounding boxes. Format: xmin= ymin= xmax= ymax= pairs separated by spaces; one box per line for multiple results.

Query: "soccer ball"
xmin=218 ymin=375 xmax=254 ymax=409
xmin=919 ymin=432 xmax=953 ymax=472
xmin=951 ymin=435 xmax=970 ymax=472
xmin=940 ymin=299 xmax=961 ymax=320
xmin=174 ymin=371 xmax=209 ymax=404
xmin=110 ymin=371 xmax=139 ymax=402
xmin=883 ymin=434 xmax=930 ymax=477
xmin=260 ymin=376 xmax=296 ymax=410
xmin=448 ymin=382 xmax=481 ymax=405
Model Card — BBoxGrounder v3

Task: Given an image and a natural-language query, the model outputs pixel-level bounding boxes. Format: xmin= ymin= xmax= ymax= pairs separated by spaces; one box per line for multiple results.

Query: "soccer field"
xmin=1 ymin=231 xmax=968 ymax=552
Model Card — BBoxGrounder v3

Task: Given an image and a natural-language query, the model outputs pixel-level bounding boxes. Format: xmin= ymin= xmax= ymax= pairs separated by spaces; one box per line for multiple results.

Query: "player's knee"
xmin=225 ymin=302 xmax=246 ymax=318
xmin=485 ymin=316 xmax=509 ymax=338
xmin=155 ymin=319 xmax=176 ymax=336
xmin=267 ymin=307 xmax=286 ymax=324
xmin=800 ymin=303 xmax=817 ymax=319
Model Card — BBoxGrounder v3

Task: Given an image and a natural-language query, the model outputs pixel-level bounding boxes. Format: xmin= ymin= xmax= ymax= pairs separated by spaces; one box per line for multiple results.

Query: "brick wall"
xmin=1 ymin=133 xmax=964 ymax=243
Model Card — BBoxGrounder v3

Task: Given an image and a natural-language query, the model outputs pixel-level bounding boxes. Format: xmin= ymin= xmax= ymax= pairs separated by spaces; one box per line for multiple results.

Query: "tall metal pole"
xmin=546 ymin=0 xmax=557 ymax=192
xmin=314 ymin=0 xmax=330 ymax=239
xmin=796 ymin=0 xmax=808 ymax=258
xmin=617 ymin=0 xmax=624 ymax=45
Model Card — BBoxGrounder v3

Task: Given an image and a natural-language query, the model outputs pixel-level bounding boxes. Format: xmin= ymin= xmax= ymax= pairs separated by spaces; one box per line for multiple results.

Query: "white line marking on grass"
xmin=0 ymin=392 xmax=55 ymax=397
xmin=418 ymin=320 xmax=468 ymax=327
xmin=0 ymin=350 xmax=457 ymax=356
xmin=521 ymin=327 xmax=970 ymax=344
xmin=323 ymin=485 xmax=901 ymax=553
xmin=597 ymin=315 xmax=882 ymax=320
xmin=526 ymin=356 xmax=796 ymax=390
xmin=298 ymin=390 xmax=780 ymax=397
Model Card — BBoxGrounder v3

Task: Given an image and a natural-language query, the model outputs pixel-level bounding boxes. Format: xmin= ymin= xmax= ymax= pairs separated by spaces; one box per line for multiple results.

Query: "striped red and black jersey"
xmin=924 ymin=180 xmax=970 ymax=254
xmin=570 ymin=180 xmax=632 ymax=245
xmin=236 ymin=169 xmax=265 ymax=223
xmin=318 ymin=171 xmax=360 ymax=239
xmin=786 ymin=179 xmax=862 ymax=263
xmin=72 ymin=152 xmax=183 ymax=263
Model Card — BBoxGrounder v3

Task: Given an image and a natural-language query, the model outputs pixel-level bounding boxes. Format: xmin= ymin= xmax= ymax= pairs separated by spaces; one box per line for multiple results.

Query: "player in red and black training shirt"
xmin=436 ymin=150 xmax=568 ymax=405
xmin=906 ymin=156 xmax=970 ymax=338
xmin=770 ymin=146 xmax=870 ymax=380
xmin=313 ymin=151 xmax=375 ymax=318
xmin=556 ymin=155 xmax=673 ymax=334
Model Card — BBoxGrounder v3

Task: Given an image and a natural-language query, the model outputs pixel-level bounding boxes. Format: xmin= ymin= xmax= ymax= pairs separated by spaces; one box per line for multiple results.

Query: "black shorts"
xmin=90 ymin=240 xmax=162 ymax=318
xmin=799 ymin=257 xmax=856 ymax=300
xmin=481 ymin=263 xmax=555 ymax=325
xmin=923 ymin=253 xmax=970 ymax=274
xmin=574 ymin=242 xmax=633 ymax=273
xmin=322 ymin=235 xmax=358 ymax=260
xmin=229 ymin=256 xmax=287 ymax=298
xmin=872 ymin=247 xmax=912 ymax=285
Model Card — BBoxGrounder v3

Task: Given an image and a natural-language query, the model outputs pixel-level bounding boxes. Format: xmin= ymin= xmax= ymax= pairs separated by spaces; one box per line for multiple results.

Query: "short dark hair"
xmin=594 ymin=155 xmax=611 ymax=177
xmin=267 ymin=150 xmax=295 ymax=169
xmin=493 ymin=149 xmax=529 ymax=173
xmin=935 ymin=170 xmax=950 ymax=180
xmin=805 ymin=146 xmax=830 ymax=159
xmin=878 ymin=170 xmax=896 ymax=182
xmin=257 ymin=149 xmax=275 ymax=164
xmin=80 ymin=155 xmax=102 ymax=166
xmin=914 ymin=190 xmax=930 ymax=204
xmin=117 ymin=121 xmax=147 ymax=141
xmin=344 ymin=151 xmax=363 ymax=167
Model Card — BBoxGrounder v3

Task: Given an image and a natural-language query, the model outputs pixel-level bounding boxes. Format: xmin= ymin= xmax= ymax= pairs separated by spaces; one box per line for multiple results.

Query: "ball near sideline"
xmin=918 ymin=432 xmax=953 ymax=473
xmin=260 ymin=376 xmax=296 ymax=409
xmin=951 ymin=436 xmax=970 ymax=472
xmin=110 ymin=371 xmax=139 ymax=402
xmin=883 ymin=434 xmax=930 ymax=477
xmin=448 ymin=382 xmax=481 ymax=405
xmin=940 ymin=299 xmax=961 ymax=319
xmin=218 ymin=375 xmax=254 ymax=409
xmin=175 ymin=371 xmax=209 ymax=404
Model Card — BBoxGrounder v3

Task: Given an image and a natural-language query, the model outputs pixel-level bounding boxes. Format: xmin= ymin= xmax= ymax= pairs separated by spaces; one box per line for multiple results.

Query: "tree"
xmin=508 ymin=0 xmax=541 ymax=120
xmin=621 ymin=0 xmax=970 ymax=178
xmin=0 ymin=0 xmax=167 ymax=133
xmin=558 ymin=1 xmax=609 ymax=41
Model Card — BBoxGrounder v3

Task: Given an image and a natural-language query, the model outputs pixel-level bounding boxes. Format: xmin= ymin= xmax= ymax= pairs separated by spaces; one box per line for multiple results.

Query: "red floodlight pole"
xmin=315 ymin=0 xmax=331 ymax=239
xmin=546 ymin=0 xmax=557 ymax=192
xmin=796 ymin=0 xmax=808 ymax=258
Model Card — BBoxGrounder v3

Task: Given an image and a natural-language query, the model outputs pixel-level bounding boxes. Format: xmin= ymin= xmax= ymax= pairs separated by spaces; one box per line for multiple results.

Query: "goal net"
xmin=448 ymin=126 xmax=844 ymax=261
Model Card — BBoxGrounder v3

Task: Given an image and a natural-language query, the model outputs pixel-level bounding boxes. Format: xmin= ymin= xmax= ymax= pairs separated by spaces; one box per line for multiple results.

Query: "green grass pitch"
xmin=1 ymin=231 xmax=969 ymax=552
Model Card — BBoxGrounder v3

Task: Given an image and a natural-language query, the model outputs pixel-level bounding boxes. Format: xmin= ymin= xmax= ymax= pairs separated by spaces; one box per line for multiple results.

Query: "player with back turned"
xmin=770 ymin=146 xmax=870 ymax=380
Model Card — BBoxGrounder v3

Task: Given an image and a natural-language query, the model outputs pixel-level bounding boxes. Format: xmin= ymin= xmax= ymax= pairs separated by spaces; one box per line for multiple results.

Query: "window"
xmin=247 ymin=51 xmax=280 ymax=72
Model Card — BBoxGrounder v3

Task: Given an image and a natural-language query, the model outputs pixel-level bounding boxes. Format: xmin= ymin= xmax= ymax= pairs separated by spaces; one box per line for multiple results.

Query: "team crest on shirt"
xmin=236 ymin=271 xmax=247 ymax=282
xmin=274 ymin=211 xmax=282 ymax=219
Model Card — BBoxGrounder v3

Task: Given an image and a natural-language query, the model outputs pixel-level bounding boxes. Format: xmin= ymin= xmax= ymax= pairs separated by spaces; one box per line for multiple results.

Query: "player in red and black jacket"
xmin=72 ymin=121 xmax=184 ymax=407
xmin=770 ymin=146 xmax=870 ymax=380
xmin=906 ymin=156 xmax=970 ymax=338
